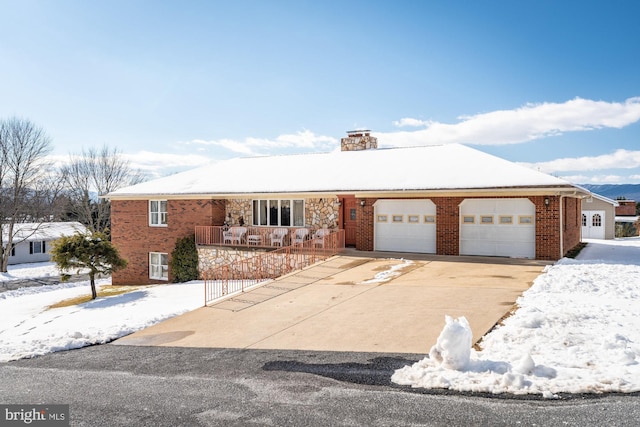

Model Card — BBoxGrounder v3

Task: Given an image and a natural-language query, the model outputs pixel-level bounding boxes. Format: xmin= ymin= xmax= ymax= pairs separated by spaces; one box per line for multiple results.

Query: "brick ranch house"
xmin=106 ymin=131 xmax=591 ymax=285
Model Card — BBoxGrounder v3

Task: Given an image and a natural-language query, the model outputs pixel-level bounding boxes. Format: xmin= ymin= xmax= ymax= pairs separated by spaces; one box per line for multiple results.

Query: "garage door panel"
xmin=374 ymin=200 xmax=436 ymax=253
xmin=460 ymin=199 xmax=535 ymax=258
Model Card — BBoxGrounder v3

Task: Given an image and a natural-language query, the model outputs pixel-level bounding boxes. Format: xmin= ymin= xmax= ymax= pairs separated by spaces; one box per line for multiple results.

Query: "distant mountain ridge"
xmin=580 ymin=184 xmax=640 ymax=201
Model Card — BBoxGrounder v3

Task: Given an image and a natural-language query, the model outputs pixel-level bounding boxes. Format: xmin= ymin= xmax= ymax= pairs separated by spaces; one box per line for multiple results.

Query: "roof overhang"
xmin=106 ymin=185 xmax=590 ymax=201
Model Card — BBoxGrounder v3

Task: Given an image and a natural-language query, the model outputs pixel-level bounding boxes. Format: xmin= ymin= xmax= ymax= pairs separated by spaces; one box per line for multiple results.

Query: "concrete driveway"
xmin=115 ymin=251 xmax=551 ymax=354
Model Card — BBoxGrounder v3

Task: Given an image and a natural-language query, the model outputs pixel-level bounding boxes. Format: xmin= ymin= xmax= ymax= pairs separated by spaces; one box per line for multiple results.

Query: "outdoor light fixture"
xmin=360 ymin=200 xmax=366 ymax=207
xmin=544 ymin=197 xmax=550 ymax=206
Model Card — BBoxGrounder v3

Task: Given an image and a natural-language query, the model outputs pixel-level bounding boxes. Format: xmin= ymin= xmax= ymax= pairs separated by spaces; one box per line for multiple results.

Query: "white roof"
xmin=108 ymin=144 xmax=581 ymax=197
xmin=585 ymin=193 xmax=620 ymax=206
xmin=3 ymin=222 xmax=89 ymax=242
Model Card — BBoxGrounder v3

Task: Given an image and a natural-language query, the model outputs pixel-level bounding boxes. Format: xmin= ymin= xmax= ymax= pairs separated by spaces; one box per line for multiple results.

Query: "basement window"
xmin=149 ymin=252 xmax=168 ymax=280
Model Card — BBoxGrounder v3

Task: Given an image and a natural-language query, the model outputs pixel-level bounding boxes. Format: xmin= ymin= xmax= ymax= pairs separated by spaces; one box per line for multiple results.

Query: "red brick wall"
xmin=355 ymin=198 xmax=375 ymax=251
xmin=111 ymin=199 xmax=225 ymax=285
xmin=434 ymin=197 xmax=464 ymax=256
xmin=562 ymin=196 xmax=581 ymax=256
xmin=616 ymin=201 xmax=637 ymax=216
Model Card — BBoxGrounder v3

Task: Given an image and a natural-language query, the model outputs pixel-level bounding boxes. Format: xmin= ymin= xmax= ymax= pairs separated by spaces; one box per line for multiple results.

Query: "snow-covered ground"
xmin=392 ymin=237 xmax=640 ymax=397
xmin=1 ymin=239 xmax=639 ymax=398
xmin=0 ymin=261 xmax=68 ymax=282
xmin=0 ymin=264 xmax=205 ymax=362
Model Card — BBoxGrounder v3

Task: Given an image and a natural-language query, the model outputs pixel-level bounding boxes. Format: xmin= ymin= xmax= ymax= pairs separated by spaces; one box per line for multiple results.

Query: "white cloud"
xmin=378 ymin=97 xmax=640 ymax=147
xmin=520 ymin=149 xmax=640 ymax=173
xmin=393 ymin=118 xmax=430 ymax=128
xmin=183 ymin=130 xmax=338 ymax=156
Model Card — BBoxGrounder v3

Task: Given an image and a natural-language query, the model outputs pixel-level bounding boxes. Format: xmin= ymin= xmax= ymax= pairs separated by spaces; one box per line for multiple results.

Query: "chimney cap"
xmin=347 ymin=129 xmax=371 ymax=136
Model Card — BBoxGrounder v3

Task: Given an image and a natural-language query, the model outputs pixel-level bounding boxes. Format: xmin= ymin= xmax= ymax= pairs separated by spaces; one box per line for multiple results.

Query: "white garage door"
xmin=460 ymin=198 xmax=535 ymax=258
xmin=374 ymin=199 xmax=436 ymax=253
xmin=582 ymin=210 xmax=605 ymax=239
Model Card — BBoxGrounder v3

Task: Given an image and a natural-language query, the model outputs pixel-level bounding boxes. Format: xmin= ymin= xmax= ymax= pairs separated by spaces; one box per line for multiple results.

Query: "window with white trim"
xmin=149 ymin=200 xmax=168 ymax=226
xmin=252 ymin=199 xmax=304 ymax=226
xmin=149 ymin=252 xmax=168 ymax=280
xmin=30 ymin=241 xmax=45 ymax=254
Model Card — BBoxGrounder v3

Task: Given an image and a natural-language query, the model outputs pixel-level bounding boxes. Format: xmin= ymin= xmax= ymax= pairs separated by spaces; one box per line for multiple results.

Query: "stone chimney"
xmin=341 ymin=130 xmax=377 ymax=151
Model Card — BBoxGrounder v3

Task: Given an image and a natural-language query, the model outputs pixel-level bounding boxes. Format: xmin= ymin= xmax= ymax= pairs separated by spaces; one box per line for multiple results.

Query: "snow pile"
xmin=358 ymin=259 xmax=413 ymax=284
xmin=427 ymin=316 xmax=472 ymax=370
xmin=392 ymin=250 xmax=640 ymax=397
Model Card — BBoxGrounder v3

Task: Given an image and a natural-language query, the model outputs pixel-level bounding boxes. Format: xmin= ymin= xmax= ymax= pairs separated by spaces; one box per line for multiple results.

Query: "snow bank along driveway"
xmin=393 ymin=238 xmax=640 ymax=397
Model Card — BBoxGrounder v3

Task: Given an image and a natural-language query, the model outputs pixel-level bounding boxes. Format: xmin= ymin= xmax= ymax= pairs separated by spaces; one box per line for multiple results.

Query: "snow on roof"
xmin=3 ymin=222 xmax=89 ymax=242
xmin=108 ymin=144 xmax=580 ymax=197
xmin=585 ymin=193 xmax=620 ymax=206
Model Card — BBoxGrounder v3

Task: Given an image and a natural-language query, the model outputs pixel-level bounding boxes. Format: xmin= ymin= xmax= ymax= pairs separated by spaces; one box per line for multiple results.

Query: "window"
xmin=29 ymin=241 xmax=45 ymax=254
xmin=149 ymin=200 xmax=168 ymax=226
xmin=462 ymin=215 xmax=475 ymax=224
xmin=149 ymin=252 xmax=168 ymax=280
xmin=592 ymin=213 xmax=602 ymax=227
xmin=350 ymin=208 xmax=357 ymax=221
xmin=499 ymin=216 xmax=513 ymax=224
xmin=424 ymin=215 xmax=436 ymax=223
xmin=582 ymin=214 xmax=587 ymax=226
xmin=253 ymin=199 xmax=304 ymax=227
xmin=392 ymin=215 xmax=404 ymax=223
xmin=377 ymin=214 xmax=388 ymax=222
xmin=480 ymin=215 xmax=494 ymax=224
xmin=519 ymin=216 xmax=533 ymax=224
xmin=408 ymin=215 xmax=420 ymax=223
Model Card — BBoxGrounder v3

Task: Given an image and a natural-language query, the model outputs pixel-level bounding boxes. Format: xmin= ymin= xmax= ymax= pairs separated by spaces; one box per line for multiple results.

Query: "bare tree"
xmin=0 ymin=117 xmax=54 ymax=272
xmin=60 ymin=145 xmax=146 ymax=235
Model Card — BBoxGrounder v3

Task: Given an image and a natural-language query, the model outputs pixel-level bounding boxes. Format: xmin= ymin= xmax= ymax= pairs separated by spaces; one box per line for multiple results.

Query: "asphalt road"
xmin=1 ymin=345 xmax=639 ymax=426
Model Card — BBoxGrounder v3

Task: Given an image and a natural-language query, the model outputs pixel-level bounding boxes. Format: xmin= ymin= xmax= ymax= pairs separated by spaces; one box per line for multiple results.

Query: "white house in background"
xmin=3 ymin=222 xmax=89 ymax=265
xmin=581 ymin=194 xmax=618 ymax=239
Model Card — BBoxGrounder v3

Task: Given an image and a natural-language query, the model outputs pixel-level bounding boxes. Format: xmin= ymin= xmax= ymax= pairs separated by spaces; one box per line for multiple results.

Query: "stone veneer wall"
xmin=340 ymin=135 xmax=378 ymax=151
xmin=198 ymin=247 xmax=263 ymax=273
xmin=305 ymin=198 xmax=340 ymax=229
xmin=225 ymin=199 xmax=252 ymax=226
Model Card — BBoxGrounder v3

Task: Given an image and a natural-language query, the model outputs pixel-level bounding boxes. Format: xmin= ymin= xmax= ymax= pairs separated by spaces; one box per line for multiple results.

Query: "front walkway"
xmin=115 ymin=252 xmax=550 ymax=354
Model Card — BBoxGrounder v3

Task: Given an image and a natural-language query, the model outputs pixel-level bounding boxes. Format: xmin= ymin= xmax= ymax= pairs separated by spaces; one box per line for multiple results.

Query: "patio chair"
xmin=293 ymin=228 xmax=309 ymax=244
xmin=313 ymin=228 xmax=332 ymax=247
xmin=269 ymin=227 xmax=289 ymax=246
xmin=223 ymin=226 xmax=247 ymax=245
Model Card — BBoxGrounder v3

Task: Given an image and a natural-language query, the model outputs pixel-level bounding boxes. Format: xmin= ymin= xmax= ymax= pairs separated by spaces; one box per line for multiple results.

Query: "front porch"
xmin=195 ymin=225 xmax=341 ymax=249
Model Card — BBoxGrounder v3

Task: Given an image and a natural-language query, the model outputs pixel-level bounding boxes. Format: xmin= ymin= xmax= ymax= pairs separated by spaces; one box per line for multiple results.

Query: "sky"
xmin=2 ymin=237 xmax=640 ymax=397
xmin=1 ymin=1 xmax=640 ymax=184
